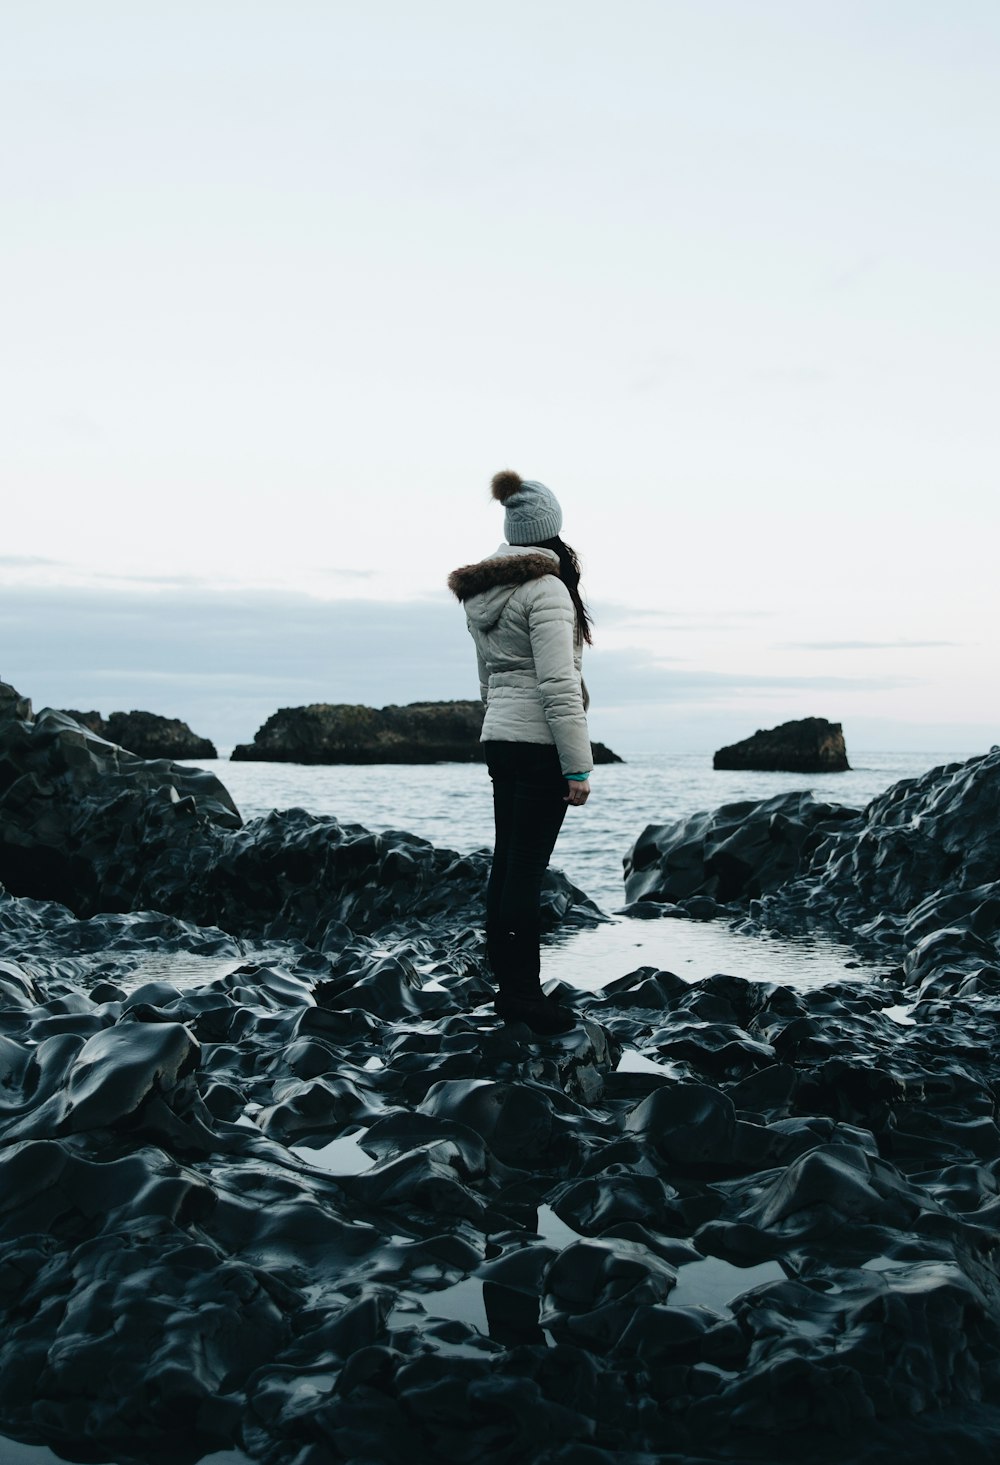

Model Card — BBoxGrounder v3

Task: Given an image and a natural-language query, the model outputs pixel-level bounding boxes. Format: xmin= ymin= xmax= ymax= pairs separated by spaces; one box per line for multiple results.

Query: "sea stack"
xmin=231 ymin=700 xmax=623 ymax=765
xmin=60 ymin=708 xmax=217 ymax=760
xmin=713 ymin=717 xmax=850 ymax=773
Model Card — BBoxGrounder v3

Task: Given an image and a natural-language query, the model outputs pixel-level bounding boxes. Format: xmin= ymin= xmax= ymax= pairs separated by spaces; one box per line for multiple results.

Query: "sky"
xmin=2 ymin=1 xmax=998 ymax=755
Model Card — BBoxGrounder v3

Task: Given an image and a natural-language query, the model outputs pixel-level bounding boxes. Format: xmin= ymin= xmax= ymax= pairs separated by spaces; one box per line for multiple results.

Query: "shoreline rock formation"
xmin=3 ymin=677 xmax=1000 ymax=1464
xmin=231 ymin=699 xmax=623 ymax=766
xmin=623 ymin=747 xmax=1000 ymax=958
xmin=713 ymin=717 xmax=850 ymax=773
xmin=623 ymin=789 xmax=859 ymax=908
xmin=59 ymin=707 xmax=217 ymax=760
xmin=0 ymin=684 xmax=600 ymax=937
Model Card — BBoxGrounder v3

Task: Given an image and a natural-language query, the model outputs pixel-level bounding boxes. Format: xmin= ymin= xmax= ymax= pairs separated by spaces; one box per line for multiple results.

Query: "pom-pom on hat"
xmin=490 ymin=469 xmax=563 ymax=545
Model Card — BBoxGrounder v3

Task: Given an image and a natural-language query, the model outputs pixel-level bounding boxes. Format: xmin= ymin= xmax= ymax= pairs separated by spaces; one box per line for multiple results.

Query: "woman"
xmin=448 ymin=470 xmax=593 ymax=1035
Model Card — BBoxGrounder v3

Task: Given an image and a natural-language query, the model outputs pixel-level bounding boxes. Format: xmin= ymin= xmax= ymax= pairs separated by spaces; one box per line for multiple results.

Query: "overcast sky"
xmin=3 ymin=1 xmax=997 ymax=754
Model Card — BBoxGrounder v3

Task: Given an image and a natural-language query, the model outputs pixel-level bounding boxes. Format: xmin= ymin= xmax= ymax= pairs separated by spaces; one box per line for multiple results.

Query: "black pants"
xmin=484 ymin=741 xmax=567 ymax=937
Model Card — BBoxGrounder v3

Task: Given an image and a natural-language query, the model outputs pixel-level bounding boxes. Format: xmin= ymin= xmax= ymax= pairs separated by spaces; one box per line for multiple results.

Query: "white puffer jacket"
xmin=448 ymin=543 xmax=592 ymax=776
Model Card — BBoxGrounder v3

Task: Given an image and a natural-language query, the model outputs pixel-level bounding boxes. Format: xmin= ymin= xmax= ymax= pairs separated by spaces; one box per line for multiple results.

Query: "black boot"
xmin=493 ymin=927 xmax=576 ymax=1036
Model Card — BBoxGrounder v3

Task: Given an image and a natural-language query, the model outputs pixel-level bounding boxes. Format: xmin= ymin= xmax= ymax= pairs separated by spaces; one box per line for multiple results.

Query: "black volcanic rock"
xmin=0 ymin=691 xmax=240 ymax=914
xmin=3 ymin=875 xmax=1000 ymax=1461
xmin=625 ymin=749 xmax=1000 ymax=961
xmin=714 ymin=717 xmax=850 ymax=773
xmin=6 ymin=672 xmax=1000 ymax=1465
xmin=0 ymin=682 xmax=32 ymax=722
xmin=624 ymin=790 xmax=861 ymax=906
xmin=753 ymin=747 xmax=1000 ymax=949
xmin=60 ymin=707 xmax=217 ymax=759
xmin=0 ymin=683 xmax=602 ymax=938
xmin=231 ymin=699 xmax=623 ymax=766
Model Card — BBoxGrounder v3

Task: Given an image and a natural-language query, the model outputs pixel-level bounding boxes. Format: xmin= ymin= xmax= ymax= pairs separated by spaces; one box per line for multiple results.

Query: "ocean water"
xmin=181 ymin=749 xmax=971 ymax=990
xmin=199 ymin=750 xmax=965 ymax=915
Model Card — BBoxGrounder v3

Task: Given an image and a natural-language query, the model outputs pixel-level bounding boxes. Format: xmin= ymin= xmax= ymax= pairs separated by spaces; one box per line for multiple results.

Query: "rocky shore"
xmin=2 ymin=679 xmax=1000 ymax=1464
xmin=231 ymin=700 xmax=623 ymax=766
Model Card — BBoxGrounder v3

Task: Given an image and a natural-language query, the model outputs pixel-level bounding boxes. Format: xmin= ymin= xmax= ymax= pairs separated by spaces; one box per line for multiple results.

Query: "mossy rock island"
xmin=231 ymin=700 xmax=623 ymax=766
xmin=713 ymin=716 xmax=850 ymax=773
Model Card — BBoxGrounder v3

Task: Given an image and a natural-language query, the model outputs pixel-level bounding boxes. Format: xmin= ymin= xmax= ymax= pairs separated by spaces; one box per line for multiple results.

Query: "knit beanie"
xmin=491 ymin=470 xmax=563 ymax=545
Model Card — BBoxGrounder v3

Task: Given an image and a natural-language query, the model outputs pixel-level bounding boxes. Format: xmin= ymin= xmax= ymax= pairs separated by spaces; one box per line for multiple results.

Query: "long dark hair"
xmin=536 ymin=535 xmax=594 ymax=647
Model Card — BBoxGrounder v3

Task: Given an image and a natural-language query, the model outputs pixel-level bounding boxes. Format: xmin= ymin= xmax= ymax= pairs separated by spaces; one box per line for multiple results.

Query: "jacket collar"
xmin=447 ymin=544 xmax=559 ymax=602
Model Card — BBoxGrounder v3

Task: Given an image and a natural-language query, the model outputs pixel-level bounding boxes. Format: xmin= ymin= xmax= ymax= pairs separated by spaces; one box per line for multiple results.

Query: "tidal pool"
xmin=545 ymin=916 xmax=888 ymax=994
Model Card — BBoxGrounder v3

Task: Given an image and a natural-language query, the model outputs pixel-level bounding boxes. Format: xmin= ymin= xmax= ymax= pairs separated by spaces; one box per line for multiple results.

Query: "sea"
xmin=185 ymin=748 xmax=972 ymax=993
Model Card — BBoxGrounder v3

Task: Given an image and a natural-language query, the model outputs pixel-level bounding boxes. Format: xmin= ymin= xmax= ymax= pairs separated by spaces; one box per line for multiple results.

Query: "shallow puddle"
xmin=403 ymin=1237 xmax=789 ymax=1348
xmin=79 ymin=952 xmax=246 ymax=992
xmin=615 ymin=1049 xmax=685 ymax=1078
xmin=535 ymin=1203 xmax=584 ymax=1249
xmin=669 ymin=1256 xmax=787 ymax=1312
xmin=291 ymin=1128 xmax=374 ymax=1174
xmin=412 ymin=1276 xmax=491 ymax=1334
xmin=0 ymin=1440 xmax=253 ymax=1465
xmin=545 ymin=917 xmax=884 ymax=993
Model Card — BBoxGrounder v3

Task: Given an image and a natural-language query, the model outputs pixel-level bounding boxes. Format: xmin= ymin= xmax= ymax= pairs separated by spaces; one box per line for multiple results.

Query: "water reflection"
xmin=76 ymin=953 xmax=245 ymax=993
xmin=291 ymin=1129 xmax=374 ymax=1174
xmin=669 ymin=1256 xmax=787 ymax=1313
xmin=0 ymin=1439 xmax=253 ymax=1465
xmin=545 ymin=917 xmax=886 ymax=993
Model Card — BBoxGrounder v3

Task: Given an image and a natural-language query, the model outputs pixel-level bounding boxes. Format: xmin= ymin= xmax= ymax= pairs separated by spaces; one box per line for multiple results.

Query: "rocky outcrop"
xmin=231 ymin=699 xmax=623 ymax=765
xmin=0 ymin=683 xmax=601 ymax=937
xmin=6 ymin=672 xmax=1000 ymax=1464
xmin=714 ymin=717 xmax=850 ymax=773
xmin=624 ymin=790 xmax=860 ymax=909
xmin=60 ymin=707 xmax=217 ymax=759
xmin=624 ymin=748 xmax=1000 ymax=961
xmin=750 ymin=747 xmax=1000 ymax=955
xmin=1 ymin=692 xmax=240 ymax=915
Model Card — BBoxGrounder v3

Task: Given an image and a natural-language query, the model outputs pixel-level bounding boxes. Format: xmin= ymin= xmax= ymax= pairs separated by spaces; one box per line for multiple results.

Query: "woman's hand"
xmin=564 ymin=778 xmax=590 ymax=806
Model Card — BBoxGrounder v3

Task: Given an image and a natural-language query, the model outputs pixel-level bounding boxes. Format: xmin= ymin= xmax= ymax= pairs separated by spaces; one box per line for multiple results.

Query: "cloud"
xmin=593 ymin=601 xmax=772 ymax=633
xmin=0 ymin=554 xmax=62 ymax=567
xmin=0 ymin=583 xmax=476 ymax=743
xmin=0 ymin=583 xmax=467 ymax=677
xmin=93 ymin=572 xmax=221 ymax=589
xmin=626 ymin=353 xmax=687 ymax=395
xmin=820 ymin=253 xmax=883 ymax=296
xmin=753 ymin=365 xmax=829 ymax=386
xmin=585 ymin=647 xmax=913 ymax=707
xmin=778 ymin=639 xmax=959 ymax=651
xmin=0 ymin=582 xmax=918 ymax=750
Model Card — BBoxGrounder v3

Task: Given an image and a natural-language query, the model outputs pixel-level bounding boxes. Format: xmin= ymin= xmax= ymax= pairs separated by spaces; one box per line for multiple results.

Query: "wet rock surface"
xmin=625 ymin=746 xmax=1000 ymax=961
xmin=3 ymin=682 xmax=1000 ymax=1463
xmin=4 ymin=903 xmax=1000 ymax=1465
xmin=623 ymin=789 xmax=859 ymax=908
xmin=0 ymin=686 xmax=600 ymax=936
xmin=713 ymin=717 xmax=850 ymax=773
xmin=231 ymin=699 xmax=623 ymax=766
xmin=59 ymin=708 xmax=218 ymax=761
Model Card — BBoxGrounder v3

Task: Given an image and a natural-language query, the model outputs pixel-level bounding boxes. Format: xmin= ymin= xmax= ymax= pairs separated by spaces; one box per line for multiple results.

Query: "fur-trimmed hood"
xmin=447 ymin=544 xmax=560 ymax=631
xmin=448 ymin=544 xmax=559 ymax=602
